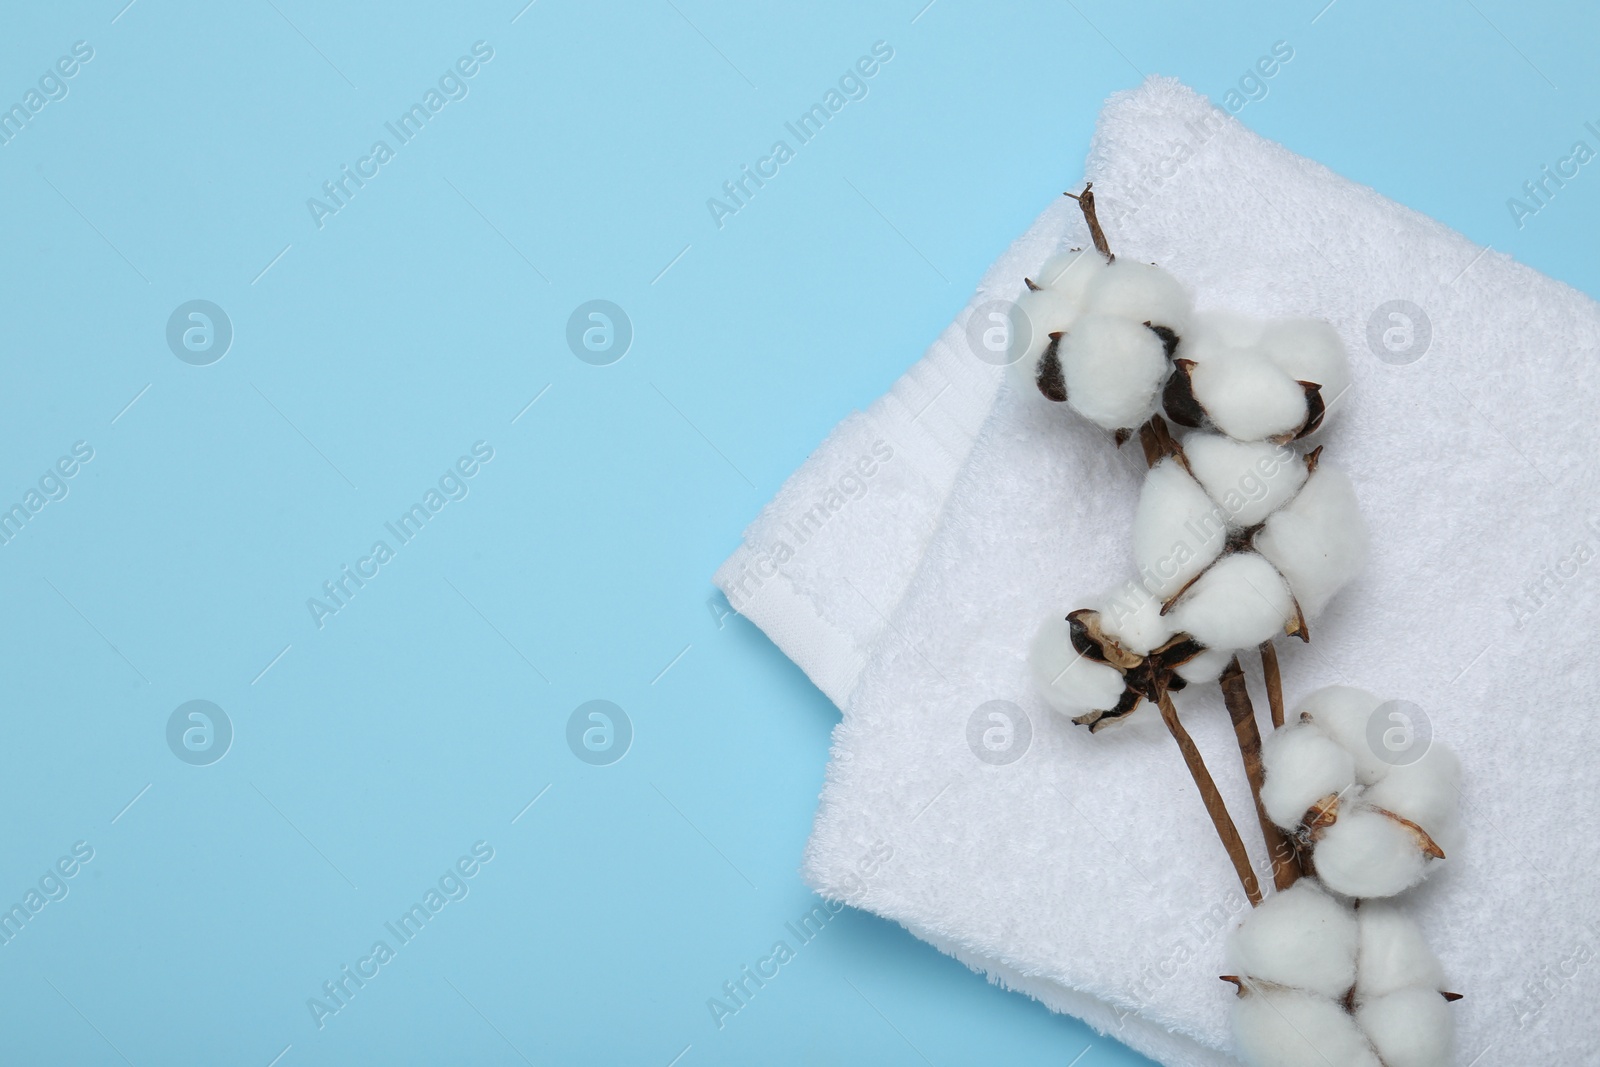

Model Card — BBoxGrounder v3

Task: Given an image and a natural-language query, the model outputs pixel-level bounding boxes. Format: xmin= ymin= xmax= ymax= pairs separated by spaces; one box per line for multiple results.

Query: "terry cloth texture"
xmin=713 ymin=192 xmax=1101 ymax=705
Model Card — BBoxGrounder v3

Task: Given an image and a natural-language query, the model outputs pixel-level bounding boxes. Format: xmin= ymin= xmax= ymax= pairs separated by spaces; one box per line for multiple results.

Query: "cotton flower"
xmin=1254 ymin=464 xmax=1367 ymax=621
xmin=1185 ymin=344 xmax=1311 ymax=442
xmin=1080 ymin=257 xmax=1194 ymax=340
xmin=1059 ymin=314 xmax=1171 ymax=431
xmin=1353 ymin=902 xmax=1447 ymax=1000
xmin=1362 ymin=744 xmax=1462 ymax=844
xmin=1260 ymin=686 xmax=1457 ymax=898
xmin=1005 ymin=284 xmax=1082 ymax=399
xmin=1006 ymin=248 xmax=1115 ymax=402
xmin=1162 ymin=311 xmax=1348 ymax=443
xmin=1259 ymin=723 xmax=1355 ymax=831
xmin=1183 ymin=433 xmax=1309 ymax=528
xmin=1355 ymin=988 xmax=1453 ymax=1067
xmin=1227 ymin=882 xmax=1357 ymax=999
xmin=1132 ymin=458 xmax=1227 ymax=599
xmin=1026 ymin=601 xmax=1218 ymax=733
xmin=1312 ymin=806 xmax=1433 ymax=898
xmin=1119 ymin=402 xmax=1362 ymax=653
xmin=1231 ymin=987 xmax=1381 ymax=1067
xmin=1028 ymin=613 xmax=1126 ymax=718
xmin=1227 ymin=895 xmax=1456 ymax=1067
xmin=1173 ymin=647 xmax=1231 ymax=684
xmin=1012 ymin=250 xmax=1195 ymax=425
xmin=1295 ymin=687 xmax=1389 ymax=786
xmin=1165 ymin=551 xmax=1294 ymax=651
xmin=1091 ymin=587 xmax=1174 ymax=656
xmin=1258 ymin=318 xmax=1352 ymax=429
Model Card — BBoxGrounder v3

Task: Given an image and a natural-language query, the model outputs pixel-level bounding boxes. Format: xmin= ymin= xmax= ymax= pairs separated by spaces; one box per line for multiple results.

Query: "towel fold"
xmin=713 ymin=193 xmax=1097 ymax=705
xmin=722 ymin=78 xmax=1600 ymax=1066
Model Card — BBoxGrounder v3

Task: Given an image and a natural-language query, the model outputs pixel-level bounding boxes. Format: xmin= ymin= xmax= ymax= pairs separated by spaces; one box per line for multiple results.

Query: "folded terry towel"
xmin=712 ymin=194 xmax=1101 ymax=705
xmin=727 ymin=77 xmax=1600 ymax=1065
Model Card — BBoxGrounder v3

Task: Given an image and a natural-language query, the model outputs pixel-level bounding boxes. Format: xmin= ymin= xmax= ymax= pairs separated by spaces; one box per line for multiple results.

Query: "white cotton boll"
xmin=1027 ymin=614 xmax=1125 ymax=716
xmin=1362 ymin=744 xmax=1461 ymax=839
xmin=1313 ymin=807 xmax=1431 ymax=899
xmin=1188 ymin=310 xmax=1266 ymax=355
xmin=1092 ymin=588 xmax=1174 ymax=656
xmin=1260 ymin=318 xmax=1352 ymax=424
xmin=1355 ymin=988 xmax=1453 ymax=1067
xmin=1059 ymin=314 xmax=1170 ymax=431
xmin=1227 ymin=882 xmax=1357 ymax=999
xmin=1260 ymin=723 xmax=1356 ymax=830
xmin=1183 ymin=434 xmax=1309 ymax=528
xmin=1232 ymin=988 xmax=1382 ymax=1067
xmin=1296 ymin=686 xmax=1389 ymax=786
xmin=1296 ymin=687 xmax=1387 ymax=785
xmin=1081 ymin=258 xmax=1193 ymax=336
xmin=1132 ymin=458 xmax=1227 ymax=599
xmin=1189 ymin=345 xmax=1309 ymax=442
xmin=1005 ymin=284 xmax=1081 ymax=398
xmin=1174 ymin=647 xmax=1231 ymax=684
xmin=1034 ymin=248 xmax=1103 ymax=307
xmin=1167 ymin=552 xmax=1294 ymax=652
xmin=1354 ymin=902 xmax=1447 ymax=1000
xmin=1255 ymin=464 xmax=1367 ymax=620
xmin=1004 ymin=250 xmax=1108 ymax=399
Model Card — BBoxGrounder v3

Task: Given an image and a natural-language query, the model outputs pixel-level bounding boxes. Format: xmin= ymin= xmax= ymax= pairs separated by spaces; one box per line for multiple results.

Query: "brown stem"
xmin=1155 ymin=689 xmax=1262 ymax=905
xmin=1065 ymin=183 xmax=1113 ymax=261
xmin=1136 ymin=414 xmax=1183 ymax=468
xmin=1219 ymin=657 xmax=1302 ymax=892
xmin=1260 ymin=641 xmax=1285 ymax=730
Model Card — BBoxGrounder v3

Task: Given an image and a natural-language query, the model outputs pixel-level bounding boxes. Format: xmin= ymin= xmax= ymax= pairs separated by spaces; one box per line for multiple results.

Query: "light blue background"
xmin=0 ymin=1 xmax=1589 ymax=1064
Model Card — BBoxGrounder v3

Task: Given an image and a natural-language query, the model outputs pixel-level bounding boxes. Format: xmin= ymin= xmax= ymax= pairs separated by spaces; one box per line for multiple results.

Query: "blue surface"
xmin=0 ymin=1 xmax=1589 ymax=1064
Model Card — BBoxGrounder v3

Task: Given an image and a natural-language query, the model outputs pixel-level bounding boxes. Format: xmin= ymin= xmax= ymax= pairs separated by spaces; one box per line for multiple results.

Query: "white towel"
xmin=721 ymin=77 xmax=1600 ymax=1065
xmin=712 ymin=194 xmax=1103 ymax=705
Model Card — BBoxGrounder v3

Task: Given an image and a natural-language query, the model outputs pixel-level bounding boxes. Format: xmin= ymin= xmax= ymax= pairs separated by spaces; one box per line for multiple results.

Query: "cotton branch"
xmin=1260 ymin=641 xmax=1286 ymax=730
xmin=1065 ymin=183 xmax=1114 ymax=261
xmin=1219 ymin=656 xmax=1302 ymax=892
xmin=1156 ymin=689 xmax=1262 ymax=906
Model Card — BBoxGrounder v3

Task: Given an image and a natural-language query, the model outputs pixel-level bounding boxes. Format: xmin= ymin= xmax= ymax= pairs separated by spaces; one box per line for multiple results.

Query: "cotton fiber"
xmin=1354 ymin=988 xmax=1453 ymax=1067
xmin=1132 ymin=458 xmax=1226 ymax=599
xmin=1166 ymin=551 xmax=1293 ymax=651
xmin=1231 ymin=988 xmax=1381 ymax=1067
xmin=1311 ymin=807 xmax=1430 ymax=899
xmin=1226 ymin=882 xmax=1357 ymax=998
xmin=1093 ymin=587 xmax=1174 ymax=656
xmin=1254 ymin=464 xmax=1367 ymax=620
xmin=1295 ymin=686 xmax=1389 ymax=786
xmin=1259 ymin=318 xmax=1352 ymax=425
xmin=1362 ymin=745 xmax=1462 ymax=841
xmin=1188 ymin=344 xmax=1309 ymax=442
xmin=1259 ymin=723 xmax=1355 ymax=830
xmin=1027 ymin=614 xmax=1124 ymax=717
xmin=1059 ymin=314 xmax=1171 ymax=431
xmin=1081 ymin=257 xmax=1194 ymax=338
xmin=1353 ymin=902 xmax=1447 ymax=1000
xmin=1173 ymin=646 xmax=1231 ymax=684
xmin=1183 ymin=433 xmax=1308 ymax=528
xmin=1034 ymin=247 xmax=1103 ymax=305
xmin=1005 ymin=284 xmax=1081 ymax=399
